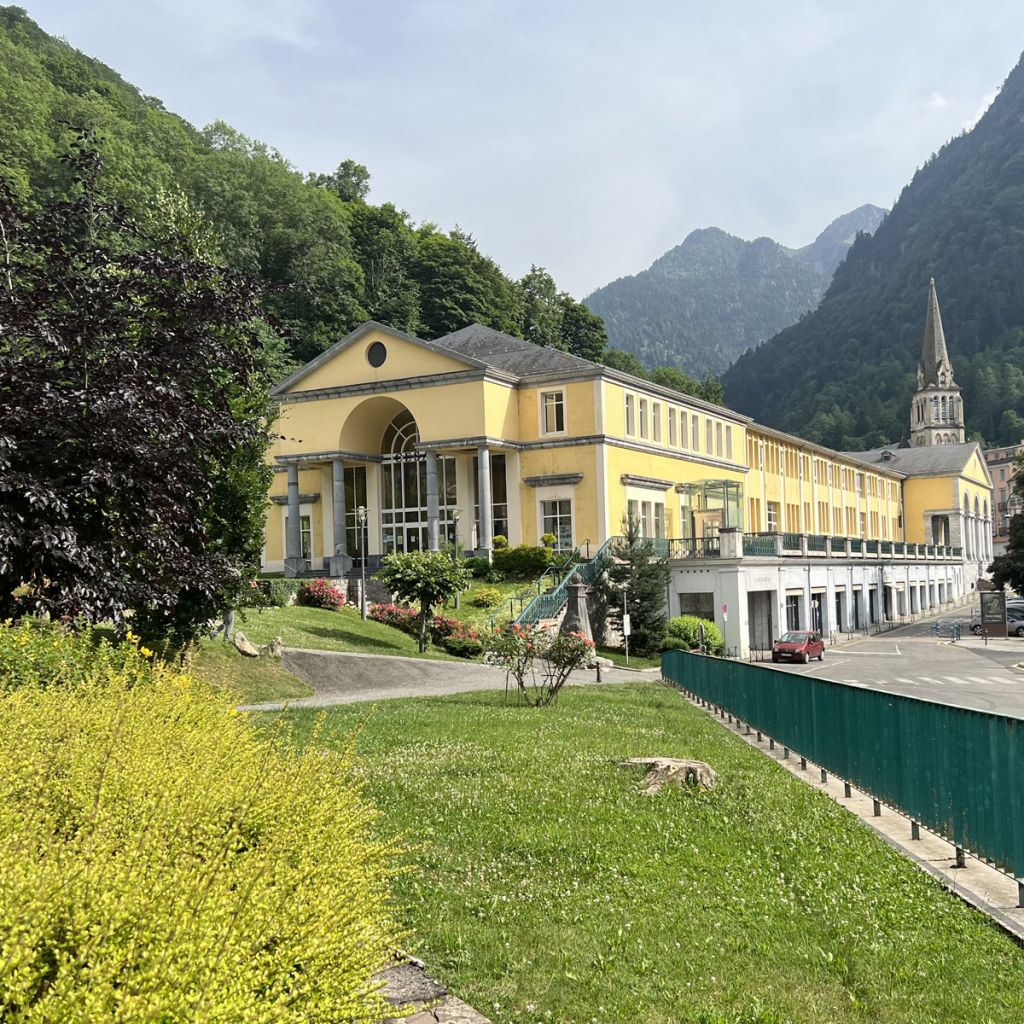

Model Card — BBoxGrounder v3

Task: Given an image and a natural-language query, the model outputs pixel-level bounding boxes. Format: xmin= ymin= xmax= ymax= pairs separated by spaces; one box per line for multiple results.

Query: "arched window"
xmin=941 ymin=396 xmax=947 ymax=422
xmin=932 ymin=397 xmax=939 ymax=420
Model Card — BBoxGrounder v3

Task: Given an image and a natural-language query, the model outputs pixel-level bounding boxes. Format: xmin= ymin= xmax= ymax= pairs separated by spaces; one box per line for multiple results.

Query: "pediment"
xmin=273 ymin=322 xmax=485 ymax=396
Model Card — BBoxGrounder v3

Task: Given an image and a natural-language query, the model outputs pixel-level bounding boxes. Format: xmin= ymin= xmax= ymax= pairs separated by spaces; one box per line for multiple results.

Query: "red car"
xmin=772 ymin=630 xmax=825 ymax=664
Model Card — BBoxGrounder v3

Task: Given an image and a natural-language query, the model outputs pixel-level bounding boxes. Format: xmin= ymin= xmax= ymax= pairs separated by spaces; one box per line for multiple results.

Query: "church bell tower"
xmin=909 ymin=278 xmax=965 ymax=446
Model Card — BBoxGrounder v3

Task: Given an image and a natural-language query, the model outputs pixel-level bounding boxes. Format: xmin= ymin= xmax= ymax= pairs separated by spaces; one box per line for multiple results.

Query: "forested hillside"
xmin=723 ymin=52 xmax=1024 ymax=449
xmin=0 ymin=6 xmax=645 ymax=386
xmin=583 ymin=206 xmax=884 ymax=378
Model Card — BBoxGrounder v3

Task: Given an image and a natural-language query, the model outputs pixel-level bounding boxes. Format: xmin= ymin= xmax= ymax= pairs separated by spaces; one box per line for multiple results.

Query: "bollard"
xmin=955 ymin=845 xmax=966 ymax=869
xmin=745 ymin=724 xmax=752 ymax=735
xmin=820 ymin=768 xmax=827 ymax=783
xmin=800 ymin=756 xmax=807 ymax=770
xmin=783 ymin=746 xmax=790 ymax=760
xmin=872 ymin=799 xmax=881 ymax=817
xmin=843 ymin=782 xmax=852 ymax=798
xmin=768 ymin=737 xmax=775 ymax=750
xmin=756 ymin=730 xmax=762 ymax=742
xmin=1018 ymin=879 xmax=1024 ymax=909
xmin=911 ymin=821 xmax=920 ymax=841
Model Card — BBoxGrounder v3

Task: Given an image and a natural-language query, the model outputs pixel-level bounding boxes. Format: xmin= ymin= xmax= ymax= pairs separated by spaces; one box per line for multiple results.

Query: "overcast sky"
xmin=22 ymin=1 xmax=1024 ymax=296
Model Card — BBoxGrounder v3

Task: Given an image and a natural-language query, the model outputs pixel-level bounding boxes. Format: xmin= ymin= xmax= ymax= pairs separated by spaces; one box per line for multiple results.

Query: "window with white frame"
xmin=639 ymin=398 xmax=649 ymax=439
xmin=767 ymin=502 xmax=779 ymax=532
xmin=668 ymin=407 xmax=677 ymax=446
xmin=542 ymin=498 xmax=573 ymax=551
xmin=541 ymin=390 xmax=565 ymax=434
xmin=680 ymin=409 xmax=688 ymax=448
xmin=654 ymin=503 xmax=665 ymax=538
xmin=725 ymin=425 xmax=732 ymax=460
xmin=641 ymin=500 xmax=651 ymax=536
xmin=705 ymin=418 xmax=713 ymax=454
xmin=627 ymin=499 xmax=639 ymax=528
xmin=715 ymin=422 xmax=723 ymax=457
xmin=652 ymin=402 xmax=661 ymax=442
xmin=692 ymin=414 xmax=699 ymax=450
xmin=625 ymin=394 xmax=636 ymax=435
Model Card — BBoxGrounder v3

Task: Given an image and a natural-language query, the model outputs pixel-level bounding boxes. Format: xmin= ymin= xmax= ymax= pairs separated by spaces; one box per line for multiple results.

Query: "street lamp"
xmin=451 ymin=507 xmax=461 ymax=609
xmin=357 ymin=505 xmax=368 ymax=620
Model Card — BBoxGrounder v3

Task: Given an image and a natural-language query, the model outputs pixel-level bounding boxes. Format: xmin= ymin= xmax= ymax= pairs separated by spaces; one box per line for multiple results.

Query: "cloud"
xmin=927 ymin=91 xmax=949 ymax=109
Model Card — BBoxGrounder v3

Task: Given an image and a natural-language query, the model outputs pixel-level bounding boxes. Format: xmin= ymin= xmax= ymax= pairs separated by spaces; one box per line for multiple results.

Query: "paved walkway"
xmin=238 ymin=648 xmax=656 ymax=711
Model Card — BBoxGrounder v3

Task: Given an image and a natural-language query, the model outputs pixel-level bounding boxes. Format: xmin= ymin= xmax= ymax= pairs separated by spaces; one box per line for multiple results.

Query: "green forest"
xmin=723 ymin=50 xmax=1024 ymax=450
xmin=0 ymin=6 xmax=723 ymax=403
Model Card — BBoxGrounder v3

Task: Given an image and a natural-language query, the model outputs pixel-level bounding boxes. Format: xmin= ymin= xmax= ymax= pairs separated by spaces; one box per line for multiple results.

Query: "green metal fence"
xmin=661 ymin=650 xmax=1024 ymax=880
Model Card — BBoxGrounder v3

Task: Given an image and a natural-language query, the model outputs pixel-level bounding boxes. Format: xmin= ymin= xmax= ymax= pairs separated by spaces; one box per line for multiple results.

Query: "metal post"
xmin=911 ymin=821 xmax=921 ymax=841
xmin=357 ymin=505 xmax=367 ymax=620
xmin=820 ymin=768 xmax=827 ymax=783
xmin=843 ymin=782 xmax=852 ymax=798
xmin=872 ymin=799 xmax=881 ymax=816
xmin=768 ymin=737 xmax=774 ymax=750
xmin=955 ymin=845 xmax=966 ymax=868
xmin=756 ymin=730 xmax=762 ymax=741
xmin=1017 ymin=880 xmax=1024 ymax=909
xmin=783 ymin=747 xmax=790 ymax=760
xmin=800 ymin=756 xmax=807 ymax=770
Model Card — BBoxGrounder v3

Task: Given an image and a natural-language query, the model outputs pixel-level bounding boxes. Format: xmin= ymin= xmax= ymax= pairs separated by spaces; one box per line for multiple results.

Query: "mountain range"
xmin=583 ymin=204 xmax=886 ymax=378
xmin=723 ymin=51 xmax=1024 ymax=449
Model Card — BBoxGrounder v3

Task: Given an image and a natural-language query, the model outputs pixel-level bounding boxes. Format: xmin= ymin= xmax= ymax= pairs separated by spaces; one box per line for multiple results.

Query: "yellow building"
xmin=263 ymin=302 xmax=991 ymax=655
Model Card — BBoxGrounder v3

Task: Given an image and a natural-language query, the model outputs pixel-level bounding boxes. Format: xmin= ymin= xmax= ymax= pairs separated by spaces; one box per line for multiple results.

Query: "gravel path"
xmin=237 ymin=648 xmax=657 ymax=711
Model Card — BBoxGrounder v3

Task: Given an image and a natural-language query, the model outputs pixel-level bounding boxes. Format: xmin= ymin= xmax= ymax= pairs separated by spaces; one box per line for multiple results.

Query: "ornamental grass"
xmin=0 ymin=622 xmax=401 ymax=1023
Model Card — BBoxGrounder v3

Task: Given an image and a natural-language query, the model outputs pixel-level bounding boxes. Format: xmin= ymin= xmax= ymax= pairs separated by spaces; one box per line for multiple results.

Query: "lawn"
xmin=440 ymin=579 xmax=537 ymax=630
xmin=188 ymin=639 xmax=313 ymax=704
xmin=279 ymin=684 xmax=1024 ymax=1024
xmin=238 ymin=604 xmax=460 ymax=660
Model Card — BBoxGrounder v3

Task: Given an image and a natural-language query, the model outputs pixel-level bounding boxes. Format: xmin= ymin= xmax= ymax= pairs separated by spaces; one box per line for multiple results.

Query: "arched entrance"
xmin=379 ymin=410 xmax=456 ymax=554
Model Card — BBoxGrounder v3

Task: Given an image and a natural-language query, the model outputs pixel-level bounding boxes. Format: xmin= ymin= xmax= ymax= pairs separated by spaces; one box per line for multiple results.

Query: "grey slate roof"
xmin=844 ymin=442 xmax=981 ymax=477
xmin=436 ymin=323 xmax=599 ymax=378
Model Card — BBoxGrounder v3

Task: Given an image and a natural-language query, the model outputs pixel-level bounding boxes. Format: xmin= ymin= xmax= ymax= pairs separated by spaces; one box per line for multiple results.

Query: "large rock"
xmin=621 ymin=756 xmax=717 ymax=795
xmin=232 ymin=631 xmax=260 ymax=658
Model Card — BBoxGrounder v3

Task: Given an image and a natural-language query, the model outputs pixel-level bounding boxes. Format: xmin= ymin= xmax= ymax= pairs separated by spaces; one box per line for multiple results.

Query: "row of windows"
xmin=751 ymin=498 xmax=900 ymax=539
xmin=625 ymin=392 xmax=734 ymax=459
xmin=748 ymin=436 xmax=899 ymax=503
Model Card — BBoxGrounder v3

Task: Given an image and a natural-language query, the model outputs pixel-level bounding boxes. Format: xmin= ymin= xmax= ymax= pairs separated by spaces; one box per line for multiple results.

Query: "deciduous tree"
xmin=0 ymin=132 xmax=273 ymax=644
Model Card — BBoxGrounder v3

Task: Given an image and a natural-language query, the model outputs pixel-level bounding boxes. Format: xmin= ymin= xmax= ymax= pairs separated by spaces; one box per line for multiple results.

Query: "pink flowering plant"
xmin=484 ymin=623 xmax=595 ymax=706
xmin=295 ymin=578 xmax=346 ymax=611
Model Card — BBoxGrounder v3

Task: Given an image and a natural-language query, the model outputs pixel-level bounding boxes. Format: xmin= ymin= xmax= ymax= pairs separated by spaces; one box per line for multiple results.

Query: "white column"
xmin=477 ymin=445 xmax=493 ymax=557
xmin=425 ymin=450 xmax=440 ymax=551
xmin=331 ymin=459 xmax=347 ymax=575
xmin=284 ymin=464 xmax=302 ymax=577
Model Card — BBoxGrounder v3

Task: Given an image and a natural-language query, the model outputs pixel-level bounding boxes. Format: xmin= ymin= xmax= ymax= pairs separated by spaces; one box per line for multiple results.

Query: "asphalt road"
xmin=763 ymin=606 xmax=1024 ymax=717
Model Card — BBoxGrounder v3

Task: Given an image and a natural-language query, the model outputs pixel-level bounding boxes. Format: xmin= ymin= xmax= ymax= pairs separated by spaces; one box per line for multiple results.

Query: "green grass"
xmin=280 ymin=685 xmax=1024 ymax=1024
xmin=238 ymin=604 xmax=459 ymax=660
xmin=596 ymin=645 xmax=662 ymax=670
xmin=188 ymin=639 xmax=313 ymax=704
xmin=440 ymin=580 xmax=534 ymax=630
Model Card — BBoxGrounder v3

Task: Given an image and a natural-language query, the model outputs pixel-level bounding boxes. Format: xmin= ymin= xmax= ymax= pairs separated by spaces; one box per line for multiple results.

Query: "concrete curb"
xmin=669 ymin=681 xmax=1024 ymax=944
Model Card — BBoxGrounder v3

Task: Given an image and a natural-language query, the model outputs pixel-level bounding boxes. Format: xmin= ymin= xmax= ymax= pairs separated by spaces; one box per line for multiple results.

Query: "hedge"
xmin=0 ymin=622 xmax=400 ymax=1022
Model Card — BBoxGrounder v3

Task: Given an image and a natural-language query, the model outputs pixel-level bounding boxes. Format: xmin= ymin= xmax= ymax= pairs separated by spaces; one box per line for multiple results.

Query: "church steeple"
xmin=910 ymin=279 xmax=965 ymax=446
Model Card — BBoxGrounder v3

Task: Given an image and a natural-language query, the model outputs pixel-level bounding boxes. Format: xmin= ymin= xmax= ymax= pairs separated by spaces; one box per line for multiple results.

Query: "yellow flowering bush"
xmin=0 ymin=623 xmax=401 ymax=1022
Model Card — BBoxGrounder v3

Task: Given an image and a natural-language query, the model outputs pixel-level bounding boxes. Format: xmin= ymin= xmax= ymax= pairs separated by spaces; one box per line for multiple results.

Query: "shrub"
xmin=0 ymin=622 xmax=400 ymax=1022
xmin=484 ymin=568 xmax=507 ymax=583
xmin=440 ymin=636 xmax=484 ymax=658
xmin=484 ymin=624 xmax=594 ymax=706
xmin=471 ymin=586 xmax=502 ymax=608
xmin=664 ymin=615 xmax=724 ymax=655
xmin=493 ymin=544 xmax=552 ymax=580
xmin=244 ymin=577 xmax=301 ymax=608
xmin=541 ymin=532 xmax=558 ymax=549
xmin=463 ymin=556 xmax=491 ymax=579
xmin=428 ymin=613 xmax=461 ymax=644
xmin=296 ymin=577 xmax=346 ymax=610
xmin=492 ymin=534 xmax=509 ymax=549
xmin=370 ymin=602 xmax=420 ymax=636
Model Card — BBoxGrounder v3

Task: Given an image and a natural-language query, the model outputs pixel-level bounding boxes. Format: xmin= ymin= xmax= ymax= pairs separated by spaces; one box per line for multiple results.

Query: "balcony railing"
xmin=668 ymin=537 xmax=721 ymax=559
xmin=670 ymin=530 xmax=968 ymax=563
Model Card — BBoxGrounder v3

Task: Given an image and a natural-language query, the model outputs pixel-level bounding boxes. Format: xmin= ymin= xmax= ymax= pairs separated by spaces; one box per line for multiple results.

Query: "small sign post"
xmin=722 ymin=600 xmax=729 ymax=623
xmin=622 ymin=613 xmax=631 ymax=666
xmin=979 ymin=591 xmax=1007 ymax=647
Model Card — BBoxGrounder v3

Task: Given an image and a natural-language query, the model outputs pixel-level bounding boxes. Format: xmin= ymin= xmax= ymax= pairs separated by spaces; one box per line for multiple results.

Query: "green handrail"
xmin=515 ymin=535 xmax=623 ymax=626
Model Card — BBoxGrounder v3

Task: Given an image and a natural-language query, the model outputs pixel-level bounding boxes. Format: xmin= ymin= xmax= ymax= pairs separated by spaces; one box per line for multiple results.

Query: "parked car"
xmin=772 ymin=630 xmax=825 ymax=663
xmin=971 ymin=608 xmax=1024 ymax=637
